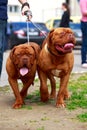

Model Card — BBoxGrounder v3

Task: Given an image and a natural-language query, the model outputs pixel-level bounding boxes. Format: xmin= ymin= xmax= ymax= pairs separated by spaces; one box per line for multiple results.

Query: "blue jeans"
xmin=81 ymin=21 xmax=87 ymax=64
xmin=0 ymin=20 xmax=7 ymax=76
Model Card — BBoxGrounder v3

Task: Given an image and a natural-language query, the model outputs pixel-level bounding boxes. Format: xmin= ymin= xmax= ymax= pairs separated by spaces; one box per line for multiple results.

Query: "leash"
xmin=24 ymin=11 xmax=47 ymax=44
xmin=26 ymin=19 xmax=29 ymax=44
xmin=30 ymin=20 xmax=47 ymax=37
xmin=24 ymin=11 xmax=32 ymax=44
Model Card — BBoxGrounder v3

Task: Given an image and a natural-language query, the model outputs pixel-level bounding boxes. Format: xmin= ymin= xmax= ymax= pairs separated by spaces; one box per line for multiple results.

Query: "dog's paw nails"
xmin=12 ymin=103 xmax=23 ymax=109
xmin=56 ymin=103 xmax=66 ymax=108
xmin=12 ymin=105 xmax=22 ymax=109
xmin=12 ymin=101 xmax=24 ymax=109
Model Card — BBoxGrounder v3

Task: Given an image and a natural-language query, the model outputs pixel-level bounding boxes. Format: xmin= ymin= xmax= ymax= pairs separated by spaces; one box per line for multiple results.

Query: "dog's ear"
xmin=10 ymin=46 xmax=16 ymax=61
xmin=47 ymin=29 xmax=54 ymax=44
xmin=50 ymin=29 xmax=55 ymax=33
xmin=30 ymin=43 xmax=41 ymax=59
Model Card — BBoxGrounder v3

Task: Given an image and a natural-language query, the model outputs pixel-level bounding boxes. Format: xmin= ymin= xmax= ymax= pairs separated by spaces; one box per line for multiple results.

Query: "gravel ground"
xmin=0 ymin=84 xmax=87 ymax=130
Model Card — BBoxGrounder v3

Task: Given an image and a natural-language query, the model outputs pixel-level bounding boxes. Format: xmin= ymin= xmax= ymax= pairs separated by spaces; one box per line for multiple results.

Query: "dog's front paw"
xmin=56 ymin=103 xmax=66 ymax=108
xmin=56 ymin=100 xmax=66 ymax=108
xmin=12 ymin=99 xmax=24 ymax=109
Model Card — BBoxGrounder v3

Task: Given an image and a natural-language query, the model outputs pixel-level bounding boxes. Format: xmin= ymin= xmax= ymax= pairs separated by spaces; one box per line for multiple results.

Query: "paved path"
xmin=0 ymin=50 xmax=87 ymax=87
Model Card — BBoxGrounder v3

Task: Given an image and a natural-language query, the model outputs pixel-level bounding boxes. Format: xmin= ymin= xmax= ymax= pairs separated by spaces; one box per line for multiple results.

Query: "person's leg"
xmin=81 ymin=21 xmax=87 ymax=65
xmin=81 ymin=36 xmax=87 ymax=64
xmin=0 ymin=20 xmax=7 ymax=77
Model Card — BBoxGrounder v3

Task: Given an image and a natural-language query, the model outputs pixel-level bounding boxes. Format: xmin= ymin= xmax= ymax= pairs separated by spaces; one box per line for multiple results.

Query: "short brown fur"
xmin=6 ymin=42 xmax=40 ymax=108
xmin=37 ymin=28 xmax=76 ymax=107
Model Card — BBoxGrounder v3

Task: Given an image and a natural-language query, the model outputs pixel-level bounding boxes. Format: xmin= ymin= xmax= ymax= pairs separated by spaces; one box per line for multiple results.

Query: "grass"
xmin=56 ymin=73 xmax=87 ymax=122
xmin=0 ymin=85 xmax=10 ymax=93
xmin=22 ymin=105 xmax=33 ymax=110
xmin=26 ymin=90 xmax=40 ymax=103
xmin=41 ymin=116 xmax=50 ymax=121
xmin=26 ymin=89 xmax=55 ymax=106
xmin=29 ymin=120 xmax=38 ymax=123
xmin=35 ymin=78 xmax=39 ymax=82
xmin=36 ymin=126 xmax=44 ymax=130
xmin=66 ymin=73 xmax=87 ymax=110
xmin=77 ymin=112 xmax=87 ymax=122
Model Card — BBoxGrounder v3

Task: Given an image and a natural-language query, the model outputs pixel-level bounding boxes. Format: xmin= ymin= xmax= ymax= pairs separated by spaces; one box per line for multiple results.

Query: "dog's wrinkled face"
xmin=10 ymin=44 xmax=36 ymax=76
xmin=47 ymin=28 xmax=76 ymax=55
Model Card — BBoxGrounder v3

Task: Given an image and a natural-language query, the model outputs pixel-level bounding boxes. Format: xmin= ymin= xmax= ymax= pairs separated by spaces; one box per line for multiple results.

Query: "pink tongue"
xmin=20 ymin=67 xmax=28 ymax=76
xmin=64 ymin=43 xmax=74 ymax=50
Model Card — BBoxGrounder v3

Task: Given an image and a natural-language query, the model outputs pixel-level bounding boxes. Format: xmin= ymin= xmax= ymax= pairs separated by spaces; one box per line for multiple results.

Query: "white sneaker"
xmin=82 ymin=63 xmax=87 ymax=68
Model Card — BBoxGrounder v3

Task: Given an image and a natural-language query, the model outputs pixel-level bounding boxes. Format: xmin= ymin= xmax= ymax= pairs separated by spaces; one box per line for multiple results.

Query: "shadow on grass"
xmin=25 ymin=90 xmax=55 ymax=106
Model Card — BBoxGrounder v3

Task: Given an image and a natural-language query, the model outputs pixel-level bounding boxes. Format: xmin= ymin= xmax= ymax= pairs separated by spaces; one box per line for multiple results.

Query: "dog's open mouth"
xmin=55 ymin=43 xmax=74 ymax=54
xmin=20 ymin=67 xmax=29 ymax=76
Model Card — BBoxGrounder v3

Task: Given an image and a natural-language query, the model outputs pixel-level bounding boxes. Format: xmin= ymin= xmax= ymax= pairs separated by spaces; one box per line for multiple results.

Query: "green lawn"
xmin=66 ymin=73 xmax=87 ymax=110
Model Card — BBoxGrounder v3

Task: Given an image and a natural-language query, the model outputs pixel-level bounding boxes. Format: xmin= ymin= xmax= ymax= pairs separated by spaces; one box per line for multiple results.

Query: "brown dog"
xmin=6 ymin=42 xmax=40 ymax=109
xmin=37 ymin=28 xmax=76 ymax=107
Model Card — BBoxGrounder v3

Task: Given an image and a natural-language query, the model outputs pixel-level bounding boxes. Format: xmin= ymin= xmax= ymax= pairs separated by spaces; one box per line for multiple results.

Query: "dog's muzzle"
xmin=55 ymin=43 xmax=74 ymax=54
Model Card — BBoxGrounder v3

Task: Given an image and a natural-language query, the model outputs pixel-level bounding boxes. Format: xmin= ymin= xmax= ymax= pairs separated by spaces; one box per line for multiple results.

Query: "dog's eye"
xmin=16 ymin=54 xmax=20 ymax=57
xmin=28 ymin=53 xmax=33 ymax=57
xmin=60 ymin=32 xmax=66 ymax=38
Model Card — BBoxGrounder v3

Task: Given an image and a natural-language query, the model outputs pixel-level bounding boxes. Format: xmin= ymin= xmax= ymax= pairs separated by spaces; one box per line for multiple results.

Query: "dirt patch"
xmin=0 ymin=79 xmax=87 ymax=130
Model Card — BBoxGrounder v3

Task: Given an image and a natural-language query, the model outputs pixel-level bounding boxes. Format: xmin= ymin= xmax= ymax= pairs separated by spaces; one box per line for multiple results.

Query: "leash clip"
xmin=24 ymin=10 xmax=32 ymax=21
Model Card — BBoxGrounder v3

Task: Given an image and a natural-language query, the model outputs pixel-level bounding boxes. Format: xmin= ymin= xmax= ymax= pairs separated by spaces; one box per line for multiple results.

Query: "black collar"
xmin=47 ymin=46 xmax=58 ymax=56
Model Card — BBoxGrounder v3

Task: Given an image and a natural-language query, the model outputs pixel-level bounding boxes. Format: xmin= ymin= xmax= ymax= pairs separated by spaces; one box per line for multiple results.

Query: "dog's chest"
xmin=51 ymin=69 xmax=61 ymax=77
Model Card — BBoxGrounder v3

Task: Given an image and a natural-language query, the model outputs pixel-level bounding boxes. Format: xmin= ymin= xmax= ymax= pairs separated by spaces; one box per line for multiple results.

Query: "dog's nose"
xmin=23 ymin=58 xmax=28 ymax=64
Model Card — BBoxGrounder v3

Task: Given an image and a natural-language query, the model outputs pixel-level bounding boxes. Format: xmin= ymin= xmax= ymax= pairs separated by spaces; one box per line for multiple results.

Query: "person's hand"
xmin=21 ymin=5 xmax=32 ymax=21
xmin=21 ymin=2 xmax=32 ymax=21
xmin=23 ymin=9 xmax=32 ymax=21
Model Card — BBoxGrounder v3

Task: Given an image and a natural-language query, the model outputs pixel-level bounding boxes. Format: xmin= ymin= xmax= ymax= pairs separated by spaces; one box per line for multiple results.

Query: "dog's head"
xmin=47 ymin=28 xmax=76 ymax=56
xmin=10 ymin=43 xmax=40 ymax=76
